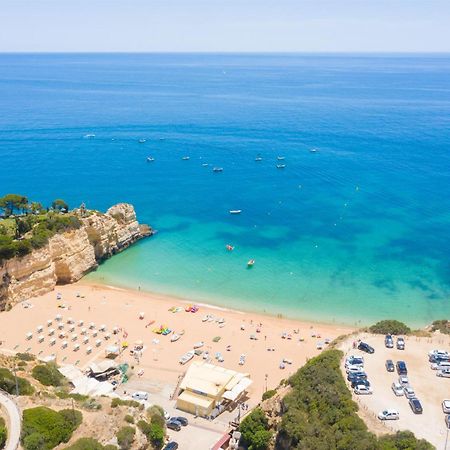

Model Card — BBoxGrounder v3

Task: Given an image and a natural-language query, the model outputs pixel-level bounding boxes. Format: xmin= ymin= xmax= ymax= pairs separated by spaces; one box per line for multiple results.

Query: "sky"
xmin=1 ymin=0 xmax=449 ymax=53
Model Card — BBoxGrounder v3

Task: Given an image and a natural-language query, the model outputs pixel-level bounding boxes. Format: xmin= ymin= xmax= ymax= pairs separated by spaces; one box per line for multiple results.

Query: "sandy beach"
xmin=0 ymin=282 xmax=355 ymax=403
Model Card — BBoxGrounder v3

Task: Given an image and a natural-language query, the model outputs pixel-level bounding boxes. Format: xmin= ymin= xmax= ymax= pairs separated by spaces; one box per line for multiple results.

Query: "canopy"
xmin=222 ymin=377 xmax=253 ymax=402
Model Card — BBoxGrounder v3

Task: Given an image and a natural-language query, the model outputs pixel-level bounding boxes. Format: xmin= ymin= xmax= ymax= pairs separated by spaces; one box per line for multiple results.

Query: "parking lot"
xmin=339 ymin=333 xmax=450 ymax=450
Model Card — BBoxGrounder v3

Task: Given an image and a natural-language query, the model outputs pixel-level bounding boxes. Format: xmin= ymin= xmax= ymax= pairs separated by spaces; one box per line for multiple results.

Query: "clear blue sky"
xmin=1 ymin=0 xmax=449 ymax=52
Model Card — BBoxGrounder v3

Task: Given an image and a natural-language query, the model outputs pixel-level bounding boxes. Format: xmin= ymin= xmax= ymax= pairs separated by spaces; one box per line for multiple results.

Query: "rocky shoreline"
xmin=0 ymin=203 xmax=151 ymax=310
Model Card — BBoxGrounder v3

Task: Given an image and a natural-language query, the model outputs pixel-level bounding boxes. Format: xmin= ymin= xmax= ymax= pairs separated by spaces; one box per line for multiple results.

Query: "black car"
xmin=351 ymin=379 xmax=370 ymax=389
xmin=163 ymin=443 xmax=179 ymax=450
xmin=173 ymin=416 xmax=188 ymax=426
xmin=166 ymin=420 xmax=181 ymax=432
xmin=409 ymin=398 xmax=423 ymax=414
xmin=396 ymin=360 xmax=407 ymax=375
xmin=385 ymin=359 xmax=395 ymax=372
xmin=358 ymin=342 xmax=375 ymax=354
xmin=347 ymin=371 xmax=367 ymax=382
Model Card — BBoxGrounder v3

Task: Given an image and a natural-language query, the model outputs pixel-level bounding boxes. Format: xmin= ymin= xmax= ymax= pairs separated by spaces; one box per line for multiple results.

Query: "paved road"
xmin=0 ymin=390 xmax=21 ymax=450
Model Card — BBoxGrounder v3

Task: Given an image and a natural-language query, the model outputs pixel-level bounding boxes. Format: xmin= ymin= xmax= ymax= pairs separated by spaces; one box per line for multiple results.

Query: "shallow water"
xmin=1 ymin=53 xmax=449 ymax=327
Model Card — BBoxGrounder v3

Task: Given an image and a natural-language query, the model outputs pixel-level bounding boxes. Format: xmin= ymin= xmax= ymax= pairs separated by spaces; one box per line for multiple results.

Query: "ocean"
xmin=1 ymin=53 xmax=449 ymax=327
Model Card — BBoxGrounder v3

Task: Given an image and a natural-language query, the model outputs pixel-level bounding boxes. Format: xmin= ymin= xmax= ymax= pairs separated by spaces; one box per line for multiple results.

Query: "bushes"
xmin=32 ymin=363 xmax=65 ymax=387
xmin=430 ymin=319 xmax=450 ymax=335
xmin=0 ymin=367 xmax=34 ymax=395
xmin=274 ymin=349 xmax=432 ymax=450
xmin=0 ymin=417 xmax=7 ymax=450
xmin=124 ymin=414 xmax=134 ymax=424
xmin=110 ymin=398 xmax=141 ymax=409
xmin=262 ymin=389 xmax=277 ymax=401
xmin=16 ymin=352 xmax=36 ymax=362
xmin=138 ymin=418 xmax=165 ymax=450
xmin=239 ymin=408 xmax=272 ymax=450
xmin=64 ymin=438 xmax=118 ymax=450
xmin=21 ymin=406 xmax=82 ymax=450
xmin=369 ymin=320 xmax=411 ymax=335
xmin=116 ymin=426 xmax=135 ymax=450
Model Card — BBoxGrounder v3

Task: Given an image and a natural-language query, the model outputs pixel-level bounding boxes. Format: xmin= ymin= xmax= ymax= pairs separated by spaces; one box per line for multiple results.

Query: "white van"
xmin=431 ymin=361 xmax=450 ymax=371
xmin=131 ymin=391 xmax=149 ymax=401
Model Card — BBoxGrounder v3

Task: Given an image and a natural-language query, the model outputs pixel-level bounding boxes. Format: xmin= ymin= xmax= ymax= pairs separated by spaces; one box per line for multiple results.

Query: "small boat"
xmin=310 ymin=148 xmax=318 ymax=153
xmin=83 ymin=134 xmax=95 ymax=139
xmin=139 ymin=139 xmax=146 ymax=144
xmin=255 ymin=156 xmax=263 ymax=161
xmin=179 ymin=350 xmax=195 ymax=365
xmin=193 ymin=341 xmax=204 ymax=349
xmin=182 ymin=156 xmax=190 ymax=160
xmin=226 ymin=244 xmax=234 ymax=251
xmin=147 ymin=157 xmax=155 ymax=162
xmin=202 ymin=163 xmax=209 ymax=167
xmin=247 ymin=259 xmax=255 ymax=268
xmin=171 ymin=333 xmax=180 ymax=342
xmin=277 ymin=156 xmax=285 ymax=160
xmin=276 ymin=164 xmax=286 ymax=169
xmin=229 ymin=210 xmax=242 ymax=215
xmin=213 ymin=167 xmax=223 ymax=172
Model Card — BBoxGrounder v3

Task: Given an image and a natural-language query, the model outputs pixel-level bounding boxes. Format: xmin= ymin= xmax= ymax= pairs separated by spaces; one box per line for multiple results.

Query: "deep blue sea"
xmin=1 ymin=53 xmax=449 ymax=326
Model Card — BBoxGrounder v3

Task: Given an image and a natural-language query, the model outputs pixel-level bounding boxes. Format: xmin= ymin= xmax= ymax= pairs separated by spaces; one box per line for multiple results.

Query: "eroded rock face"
xmin=0 ymin=203 xmax=151 ymax=310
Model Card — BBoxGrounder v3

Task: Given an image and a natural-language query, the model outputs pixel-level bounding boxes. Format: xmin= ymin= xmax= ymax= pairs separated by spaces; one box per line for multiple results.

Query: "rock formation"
xmin=0 ymin=203 xmax=151 ymax=310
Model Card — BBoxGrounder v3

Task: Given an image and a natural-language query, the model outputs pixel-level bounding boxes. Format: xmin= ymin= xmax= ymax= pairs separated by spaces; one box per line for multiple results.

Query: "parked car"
xmin=391 ymin=382 xmax=404 ymax=396
xmin=378 ymin=409 xmax=399 ymax=421
xmin=396 ymin=337 xmax=405 ymax=350
xmin=346 ymin=365 xmax=366 ymax=374
xmin=166 ymin=420 xmax=181 ymax=431
xmin=446 ymin=415 xmax=450 ymax=430
xmin=173 ymin=416 xmax=188 ymax=426
xmin=437 ymin=369 xmax=450 ymax=378
xmin=163 ymin=442 xmax=179 ymax=450
xmin=385 ymin=359 xmax=395 ymax=372
xmin=429 ymin=350 xmax=449 ymax=360
xmin=409 ymin=398 xmax=423 ymax=414
xmin=442 ymin=400 xmax=450 ymax=414
xmin=131 ymin=391 xmax=148 ymax=401
xmin=396 ymin=360 xmax=408 ymax=375
xmin=346 ymin=354 xmax=364 ymax=363
xmin=354 ymin=385 xmax=373 ymax=395
xmin=398 ymin=375 xmax=409 ymax=386
xmin=431 ymin=361 xmax=450 ymax=371
xmin=429 ymin=354 xmax=450 ymax=363
xmin=347 ymin=371 xmax=367 ymax=382
xmin=403 ymin=386 xmax=415 ymax=399
xmin=351 ymin=379 xmax=370 ymax=389
xmin=345 ymin=357 xmax=364 ymax=368
xmin=358 ymin=342 xmax=375 ymax=354
xmin=385 ymin=335 xmax=394 ymax=348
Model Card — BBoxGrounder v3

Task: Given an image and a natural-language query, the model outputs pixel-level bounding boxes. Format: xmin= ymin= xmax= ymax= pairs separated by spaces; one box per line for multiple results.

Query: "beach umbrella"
xmin=78 ymin=320 xmax=84 ymax=326
xmin=48 ymin=328 xmax=55 ymax=336
xmin=92 ymin=330 xmax=98 ymax=337
xmin=26 ymin=332 xmax=33 ymax=340
xmin=58 ymin=323 xmax=64 ymax=330
xmin=95 ymin=339 xmax=102 ymax=347
xmin=83 ymin=336 xmax=89 ymax=344
xmin=73 ymin=344 xmax=80 ymax=351
xmin=61 ymin=340 xmax=68 ymax=349
xmin=69 ymin=325 xmax=75 ymax=332
xmin=37 ymin=325 xmax=43 ymax=333
xmin=50 ymin=338 xmax=56 ymax=346
xmin=38 ymin=335 xmax=44 ymax=343
xmin=67 ymin=317 xmax=74 ymax=324
xmin=86 ymin=346 xmax=92 ymax=354
xmin=81 ymin=328 xmax=87 ymax=335
xmin=89 ymin=322 xmax=95 ymax=329
xmin=71 ymin=333 xmax=78 ymax=341
xmin=55 ymin=314 xmax=63 ymax=321
xmin=139 ymin=312 xmax=145 ymax=319
xmin=47 ymin=320 xmax=53 ymax=327
xmin=104 ymin=333 xmax=111 ymax=340
xmin=99 ymin=324 xmax=106 ymax=331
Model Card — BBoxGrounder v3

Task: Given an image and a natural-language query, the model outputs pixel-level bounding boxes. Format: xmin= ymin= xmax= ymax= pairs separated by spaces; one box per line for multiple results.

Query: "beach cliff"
xmin=0 ymin=203 xmax=151 ymax=310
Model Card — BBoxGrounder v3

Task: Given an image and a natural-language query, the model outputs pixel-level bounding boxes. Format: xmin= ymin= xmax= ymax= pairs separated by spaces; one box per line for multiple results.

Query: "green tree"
xmin=0 ymin=417 xmax=7 ymax=449
xmin=369 ymin=320 xmax=411 ymax=335
xmin=0 ymin=194 xmax=28 ymax=217
xmin=31 ymin=363 xmax=65 ymax=387
xmin=52 ymin=199 xmax=69 ymax=212
xmin=240 ymin=408 xmax=272 ymax=450
xmin=29 ymin=202 xmax=43 ymax=214
xmin=0 ymin=367 xmax=34 ymax=395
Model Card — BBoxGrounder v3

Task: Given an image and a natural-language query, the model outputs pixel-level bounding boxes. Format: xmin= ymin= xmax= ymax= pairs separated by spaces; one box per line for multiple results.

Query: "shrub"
xmin=0 ymin=367 xmax=34 ymax=395
xmin=116 ymin=426 xmax=135 ymax=450
xmin=369 ymin=320 xmax=411 ymax=335
xmin=124 ymin=414 xmax=134 ymax=424
xmin=262 ymin=389 xmax=277 ymax=401
xmin=111 ymin=398 xmax=140 ymax=409
xmin=378 ymin=431 xmax=434 ymax=449
xmin=64 ymin=438 xmax=104 ymax=450
xmin=32 ymin=363 xmax=65 ymax=387
xmin=239 ymin=408 xmax=272 ymax=450
xmin=21 ymin=406 xmax=82 ymax=450
xmin=0 ymin=417 xmax=7 ymax=450
xmin=148 ymin=422 xmax=165 ymax=450
xmin=16 ymin=352 xmax=35 ymax=361
xmin=430 ymin=319 xmax=450 ymax=335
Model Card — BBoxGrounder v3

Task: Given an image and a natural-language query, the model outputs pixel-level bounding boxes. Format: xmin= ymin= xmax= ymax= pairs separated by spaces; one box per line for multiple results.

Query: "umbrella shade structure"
xmin=83 ymin=337 xmax=89 ymax=344
xmin=58 ymin=324 xmax=64 ymax=330
xmin=67 ymin=317 xmax=74 ymax=324
xmin=48 ymin=328 xmax=55 ymax=336
xmin=92 ymin=330 xmax=98 ymax=337
xmin=86 ymin=346 xmax=93 ymax=354
xmin=73 ymin=344 xmax=80 ymax=351
xmin=99 ymin=324 xmax=106 ymax=331
xmin=61 ymin=340 xmax=68 ymax=349
xmin=139 ymin=312 xmax=145 ymax=319
xmin=71 ymin=334 xmax=78 ymax=341
xmin=47 ymin=320 xmax=53 ymax=327
xmin=50 ymin=338 xmax=56 ymax=346
xmin=26 ymin=332 xmax=33 ymax=340
xmin=104 ymin=333 xmax=111 ymax=340
xmin=89 ymin=322 xmax=95 ymax=329
xmin=38 ymin=335 xmax=45 ymax=343
xmin=95 ymin=339 xmax=102 ymax=347
xmin=37 ymin=325 xmax=43 ymax=333
xmin=78 ymin=320 xmax=84 ymax=327
xmin=58 ymin=332 xmax=66 ymax=339
xmin=55 ymin=314 xmax=63 ymax=321
xmin=81 ymin=328 xmax=87 ymax=335
xmin=69 ymin=325 xmax=75 ymax=332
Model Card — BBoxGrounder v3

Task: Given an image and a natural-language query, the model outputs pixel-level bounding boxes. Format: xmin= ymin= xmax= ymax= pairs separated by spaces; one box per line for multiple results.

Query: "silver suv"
xmin=385 ymin=335 xmax=394 ymax=348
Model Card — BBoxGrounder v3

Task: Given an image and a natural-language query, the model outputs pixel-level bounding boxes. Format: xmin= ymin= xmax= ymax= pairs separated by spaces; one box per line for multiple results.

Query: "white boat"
xmin=229 ymin=210 xmax=242 ymax=215
xmin=83 ymin=134 xmax=95 ymax=139
xmin=193 ymin=341 xmax=204 ymax=349
xmin=171 ymin=333 xmax=180 ymax=342
xmin=179 ymin=350 xmax=195 ymax=365
xmin=202 ymin=163 xmax=209 ymax=167
xmin=255 ymin=156 xmax=263 ymax=161
xmin=213 ymin=167 xmax=223 ymax=172
xmin=277 ymin=156 xmax=285 ymax=160
xmin=310 ymin=148 xmax=318 ymax=153
xmin=182 ymin=156 xmax=190 ymax=160
xmin=147 ymin=157 xmax=155 ymax=162
xmin=139 ymin=139 xmax=146 ymax=143
xmin=276 ymin=164 xmax=286 ymax=169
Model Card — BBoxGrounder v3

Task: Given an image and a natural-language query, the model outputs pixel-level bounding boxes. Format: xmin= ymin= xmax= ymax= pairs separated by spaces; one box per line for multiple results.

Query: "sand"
xmin=0 ymin=282 xmax=354 ymax=403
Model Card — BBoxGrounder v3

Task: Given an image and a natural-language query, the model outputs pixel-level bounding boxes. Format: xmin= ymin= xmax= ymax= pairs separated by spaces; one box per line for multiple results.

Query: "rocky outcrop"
xmin=0 ymin=203 xmax=151 ymax=310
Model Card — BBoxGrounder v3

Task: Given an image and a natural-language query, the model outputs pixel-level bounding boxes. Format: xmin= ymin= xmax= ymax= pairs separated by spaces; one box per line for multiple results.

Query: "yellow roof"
xmin=177 ymin=390 xmax=215 ymax=409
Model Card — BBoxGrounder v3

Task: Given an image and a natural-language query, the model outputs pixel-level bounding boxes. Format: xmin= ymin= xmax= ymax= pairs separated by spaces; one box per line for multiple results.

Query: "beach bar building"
xmin=176 ymin=361 xmax=252 ymax=418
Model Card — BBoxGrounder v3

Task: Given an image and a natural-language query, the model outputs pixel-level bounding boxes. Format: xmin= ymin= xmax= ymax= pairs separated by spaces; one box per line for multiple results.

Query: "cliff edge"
xmin=0 ymin=203 xmax=151 ymax=310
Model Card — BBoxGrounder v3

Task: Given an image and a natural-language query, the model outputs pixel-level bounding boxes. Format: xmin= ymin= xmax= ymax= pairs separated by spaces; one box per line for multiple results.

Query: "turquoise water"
xmin=1 ymin=53 xmax=449 ymax=326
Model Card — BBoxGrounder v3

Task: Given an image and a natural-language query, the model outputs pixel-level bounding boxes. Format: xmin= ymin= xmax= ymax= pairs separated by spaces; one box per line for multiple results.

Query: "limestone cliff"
xmin=0 ymin=203 xmax=151 ymax=310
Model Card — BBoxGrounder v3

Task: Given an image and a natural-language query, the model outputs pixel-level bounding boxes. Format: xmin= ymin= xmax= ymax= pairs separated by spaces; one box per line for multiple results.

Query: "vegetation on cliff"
xmin=430 ymin=319 xmax=449 ymax=334
xmin=21 ymin=406 xmax=82 ymax=450
xmin=31 ymin=363 xmax=66 ymax=387
xmin=0 ymin=367 xmax=34 ymax=395
xmin=0 ymin=194 xmax=82 ymax=262
xmin=240 ymin=350 xmax=433 ymax=450
xmin=0 ymin=417 xmax=6 ymax=450
xmin=368 ymin=320 xmax=411 ymax=335
xmin=64 ymin=438 xmax=117 ymax=450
